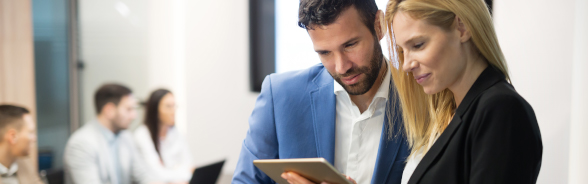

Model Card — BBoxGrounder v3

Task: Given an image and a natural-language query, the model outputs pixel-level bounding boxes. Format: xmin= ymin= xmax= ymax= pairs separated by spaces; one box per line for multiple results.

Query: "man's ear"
xmin=375 ymin=10 xmax=386 ymax=40
xmin=102 ymin=102 xmax=117 ymax=118
xmin=4 ymin=129 xmax=18 ymax=144
xmin=455 ymin=16 xmax=471 ymax=43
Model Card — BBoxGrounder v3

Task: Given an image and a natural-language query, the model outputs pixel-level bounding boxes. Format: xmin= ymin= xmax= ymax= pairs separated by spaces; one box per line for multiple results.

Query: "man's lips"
xmin=341 ymin=73 xmax=361 ymax=85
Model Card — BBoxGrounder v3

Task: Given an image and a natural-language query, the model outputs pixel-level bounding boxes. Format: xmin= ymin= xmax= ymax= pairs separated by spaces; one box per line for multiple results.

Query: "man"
xmin=233 ymin=0 xmax=409 ymax=183
xmin=0 ymin=105 xmax=43 ymax=184
xmin=64 ymin=84 xmax=160 ymax=184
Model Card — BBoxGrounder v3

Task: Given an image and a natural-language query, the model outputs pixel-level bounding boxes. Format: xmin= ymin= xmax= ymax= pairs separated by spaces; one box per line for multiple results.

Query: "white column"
xmin=568 ymin=0 xmax=588 ymax=183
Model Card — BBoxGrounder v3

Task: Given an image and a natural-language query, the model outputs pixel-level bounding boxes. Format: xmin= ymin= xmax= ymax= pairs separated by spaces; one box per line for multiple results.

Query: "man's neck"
xmin=0 ymin=144 xmax=16 ymax=169
xmin=97 ymin=115 xmax=117 ymax=134
xmin=349 ymin=59 xmax=387 ymax=113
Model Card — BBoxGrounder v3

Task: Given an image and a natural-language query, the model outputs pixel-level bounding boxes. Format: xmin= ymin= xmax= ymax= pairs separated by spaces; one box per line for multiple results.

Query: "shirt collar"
xmin=0 ymin=162 xmax=18 ymax=176
xmin=334 ymin=60 xmax=391 ymax=101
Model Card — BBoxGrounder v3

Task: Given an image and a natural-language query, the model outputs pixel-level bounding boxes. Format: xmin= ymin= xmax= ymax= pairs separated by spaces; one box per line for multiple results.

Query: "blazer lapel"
xmin=371 ymin=82 xmax=405 ymax=184
xmin=408 ymin=116 xmax=463 ymax=184
xmin=310 ymin=68 xmax=337 ymax=165
xmin=371 ymin=111 xmax=404 ymax=183
xmin=408 ymin=66 xmax=506 ymax=184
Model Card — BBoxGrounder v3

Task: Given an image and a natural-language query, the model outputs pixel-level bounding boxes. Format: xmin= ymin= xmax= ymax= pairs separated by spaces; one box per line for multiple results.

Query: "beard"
xmin=331 ymin=38 xmax=384 ymax=95
xmin=111 ymin=113 xmax=130 ymax=133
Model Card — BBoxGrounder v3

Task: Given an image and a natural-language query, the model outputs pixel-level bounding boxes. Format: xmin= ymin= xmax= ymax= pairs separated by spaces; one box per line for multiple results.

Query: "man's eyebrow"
xmin=342 ymin=37 xmax=361 ymax=46
xmin=314 ymin=36 xmax=361 ymax=53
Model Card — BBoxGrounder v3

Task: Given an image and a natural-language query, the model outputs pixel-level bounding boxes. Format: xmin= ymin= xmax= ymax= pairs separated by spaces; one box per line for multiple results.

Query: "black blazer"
xmin=408 ymin=66 xmax=543 ymax=184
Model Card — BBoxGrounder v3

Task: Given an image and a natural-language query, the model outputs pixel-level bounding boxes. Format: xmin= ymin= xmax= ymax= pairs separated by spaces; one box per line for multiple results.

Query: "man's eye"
xmin=414 ymin=42 xmax=424 ymax=49
xmin=345 ymin=42 xmax=357 ymax=48
xmin=318 ymin=51 xmax=330 ymax=55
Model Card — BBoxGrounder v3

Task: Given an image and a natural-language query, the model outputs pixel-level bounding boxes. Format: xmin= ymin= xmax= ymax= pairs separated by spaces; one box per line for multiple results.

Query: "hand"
xmin=281 ymin=172 xmax=357 ymax=184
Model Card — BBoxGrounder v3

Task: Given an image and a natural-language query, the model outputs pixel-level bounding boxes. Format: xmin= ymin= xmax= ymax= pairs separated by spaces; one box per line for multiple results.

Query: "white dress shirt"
xmin=133 ymin=125 xmax=194 ymax=183
xmin=333 ymin=65 xmax=391 ymax=184
xmin=0 ymin=162 xmax=18 ymax=184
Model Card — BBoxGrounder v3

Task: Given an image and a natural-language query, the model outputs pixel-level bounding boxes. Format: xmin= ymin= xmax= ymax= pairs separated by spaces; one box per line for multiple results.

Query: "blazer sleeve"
xmin=470 ymin=95 xmax=543 ymax=184
xmin=63 ymin=138 xmax=102 ymax=184
xmin=232 ymin=75 xmax=279 ymax=184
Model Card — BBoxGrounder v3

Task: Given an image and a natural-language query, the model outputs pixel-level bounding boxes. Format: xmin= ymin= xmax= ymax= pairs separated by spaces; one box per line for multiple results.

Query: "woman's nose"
xmin=402 ymin=56 xmax=417 ymax=72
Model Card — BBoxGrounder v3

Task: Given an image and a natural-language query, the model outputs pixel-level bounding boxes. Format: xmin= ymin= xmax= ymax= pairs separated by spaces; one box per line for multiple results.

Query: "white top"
xmin=333 ymin=64 xmax=391 ymax=184
xmin=133 ymin=125 xmax=194 ymax=183
xmin=0 ymin=162 xmax=18 ymax=184
xmin=401 ymin=131 xmax=440 ymax=184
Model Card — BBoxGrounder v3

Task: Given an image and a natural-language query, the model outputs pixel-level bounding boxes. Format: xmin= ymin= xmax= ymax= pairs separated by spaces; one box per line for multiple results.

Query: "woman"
xmin=285 ymin=0 xmax=542 ymax=183
xmin=134 ymin=89 xmax=194 ymax=184
xmin=386 ymin=0 xmax=542 ymax=183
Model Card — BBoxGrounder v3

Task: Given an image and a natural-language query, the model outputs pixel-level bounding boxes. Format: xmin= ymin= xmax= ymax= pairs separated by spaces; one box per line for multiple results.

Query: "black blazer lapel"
xmin=408 ymin=116 xmax=463 ymax=184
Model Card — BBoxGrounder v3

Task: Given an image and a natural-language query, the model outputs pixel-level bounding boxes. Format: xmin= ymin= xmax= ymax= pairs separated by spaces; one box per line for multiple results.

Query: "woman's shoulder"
xmin=476 ymin=81 xmax=533 ymax=113
xmin=133 ymin=124 xmax=151 ymax=139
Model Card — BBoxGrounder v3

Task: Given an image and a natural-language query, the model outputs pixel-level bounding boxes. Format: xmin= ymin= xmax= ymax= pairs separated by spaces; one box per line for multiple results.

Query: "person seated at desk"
xmin=134 ymin=89 xmax=194 ymax=184
xmin=0 ymin=105 xmax=43 ymax=184
xmin=64 ymin=84 xmax=162 ymax=184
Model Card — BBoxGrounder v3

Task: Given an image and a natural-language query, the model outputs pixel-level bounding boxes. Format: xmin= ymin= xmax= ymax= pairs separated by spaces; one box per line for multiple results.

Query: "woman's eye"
xmin=414 ymin=42 xmax=424 ymax=49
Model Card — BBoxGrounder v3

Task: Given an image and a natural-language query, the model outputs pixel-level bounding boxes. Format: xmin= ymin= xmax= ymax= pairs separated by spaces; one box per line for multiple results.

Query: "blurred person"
xmin=64 ymin=84 xmax=162 ymax=184
xmin=383 ymin=0 xmax=541 ymax=183
xmin=133 ymin=89 xmax=193 ymax=184
xmin=233 ymin=0 xmax=410 ymax=184
xmin=0 ymin=105 xmax=43 ymax=184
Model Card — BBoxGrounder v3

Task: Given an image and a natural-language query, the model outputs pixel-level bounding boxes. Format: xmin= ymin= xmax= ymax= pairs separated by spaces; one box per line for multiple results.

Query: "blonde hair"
xmin=384 ymin=0 xmax=510 ymax=157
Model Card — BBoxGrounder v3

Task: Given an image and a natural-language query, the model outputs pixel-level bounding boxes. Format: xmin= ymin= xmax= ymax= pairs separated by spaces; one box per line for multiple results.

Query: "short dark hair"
xmin=298 ymin=0 xmax=379 ymax=35
xmin=0 ymin=105 xmax=30 ymax=131
xmin=94 ymin=84 xmax=132 ymax=114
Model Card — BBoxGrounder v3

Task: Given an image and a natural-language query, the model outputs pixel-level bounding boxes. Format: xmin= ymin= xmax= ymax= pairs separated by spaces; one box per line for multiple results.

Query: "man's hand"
xmin=280 ymin=172 xmax=357 ymax=184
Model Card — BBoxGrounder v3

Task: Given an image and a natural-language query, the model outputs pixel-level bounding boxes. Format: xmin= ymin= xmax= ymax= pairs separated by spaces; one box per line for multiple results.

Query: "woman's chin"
xmin=422 ymin=86 xmax=443 ymax=95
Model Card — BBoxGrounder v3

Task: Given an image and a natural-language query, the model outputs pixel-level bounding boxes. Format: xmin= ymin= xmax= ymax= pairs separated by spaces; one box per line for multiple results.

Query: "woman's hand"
xmin=280 ymin=172 xmax=357 ymax=184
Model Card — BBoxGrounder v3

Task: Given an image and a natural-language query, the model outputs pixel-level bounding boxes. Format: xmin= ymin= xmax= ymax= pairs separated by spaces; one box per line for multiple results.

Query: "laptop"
xmin=189 ymin=159 xmax=226 ymax=184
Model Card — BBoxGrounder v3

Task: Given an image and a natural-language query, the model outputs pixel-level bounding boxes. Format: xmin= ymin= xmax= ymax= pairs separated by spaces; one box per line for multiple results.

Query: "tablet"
xmin=253 ymin=158 xmax=352 ymax=184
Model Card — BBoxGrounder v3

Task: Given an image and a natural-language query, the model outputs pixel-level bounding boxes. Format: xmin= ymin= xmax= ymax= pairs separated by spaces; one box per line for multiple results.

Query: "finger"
xmin=285 ymin=172 xmax=314 ymax=184
xmin=346 ymin=176 xmax=357 ymax=184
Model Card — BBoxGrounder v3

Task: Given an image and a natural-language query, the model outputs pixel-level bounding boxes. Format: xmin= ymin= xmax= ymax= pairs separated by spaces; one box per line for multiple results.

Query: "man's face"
xmin=111 ymin=95 xmax=138 ymax=131
xmin=308 ymin=6 xmax=383 ymax=95
xmin=13 ymin=114 xmax=36 ymax=157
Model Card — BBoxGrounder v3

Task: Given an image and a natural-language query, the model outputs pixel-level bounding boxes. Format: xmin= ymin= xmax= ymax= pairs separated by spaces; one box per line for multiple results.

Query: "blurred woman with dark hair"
xmin=134 ymin=89 xmax=194 ymax=184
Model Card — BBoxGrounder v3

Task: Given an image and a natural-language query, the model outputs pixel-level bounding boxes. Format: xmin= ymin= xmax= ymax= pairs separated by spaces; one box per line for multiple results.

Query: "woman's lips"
xmin=415 ymin=73 xmax=431 ymax=84
xmin=341 ymin=73 xmax=361 ymax=85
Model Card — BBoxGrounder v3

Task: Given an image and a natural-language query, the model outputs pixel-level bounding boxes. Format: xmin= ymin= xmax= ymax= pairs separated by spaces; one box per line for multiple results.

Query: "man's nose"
xmin=334 ymin=53 xmax=352 ymax=75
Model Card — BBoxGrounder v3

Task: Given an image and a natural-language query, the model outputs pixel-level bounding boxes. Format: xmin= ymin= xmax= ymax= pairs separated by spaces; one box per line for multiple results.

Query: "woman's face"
xmin=392 ymin=11 xmax=470 ymax=95
xmin=158 ymin=93 xmax=176 ymax=126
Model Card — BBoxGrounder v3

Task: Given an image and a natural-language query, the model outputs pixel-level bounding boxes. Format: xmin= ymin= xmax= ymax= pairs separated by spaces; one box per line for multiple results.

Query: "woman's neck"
xmin=449 ymin=55 xmax=488 ymax=107
xmin=159 ymin=124 xmax=169 ymax=139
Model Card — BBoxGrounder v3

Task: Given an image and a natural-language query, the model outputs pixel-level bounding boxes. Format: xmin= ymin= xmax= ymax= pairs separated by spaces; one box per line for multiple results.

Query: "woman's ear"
xmin=455 ymin=16 xmax=471 ymax=43
xmin=375 ymin=10 xmax=386 ymax=40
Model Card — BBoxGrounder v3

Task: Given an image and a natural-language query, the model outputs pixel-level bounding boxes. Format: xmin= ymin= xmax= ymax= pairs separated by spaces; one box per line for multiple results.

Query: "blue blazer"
xmin=232 ymin=64 xmax=410 ymax=184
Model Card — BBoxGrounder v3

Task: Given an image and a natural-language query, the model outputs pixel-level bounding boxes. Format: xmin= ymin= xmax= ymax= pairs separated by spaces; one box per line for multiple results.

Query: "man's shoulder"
xmin=267 ymin=63 xmax=329 ymax=91
xmin=66 ymin=122 xmax=99 ymax=147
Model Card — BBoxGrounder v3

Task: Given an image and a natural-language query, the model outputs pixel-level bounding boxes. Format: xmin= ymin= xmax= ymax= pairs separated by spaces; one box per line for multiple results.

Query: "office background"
xmin=0 ymin=0 xmax=587 ymax=183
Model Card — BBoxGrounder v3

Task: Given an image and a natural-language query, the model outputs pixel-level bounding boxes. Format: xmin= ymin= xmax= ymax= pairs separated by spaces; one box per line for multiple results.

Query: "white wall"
xmin=493 ymin=0 xmax=575 ymax=183
xmin=568 ymin=0 xmax=588 ymax=183
xmin=79 ymin=0 xmax=150 ymax=125
xmin=183 ymin=0 xmax=258 ymax=183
